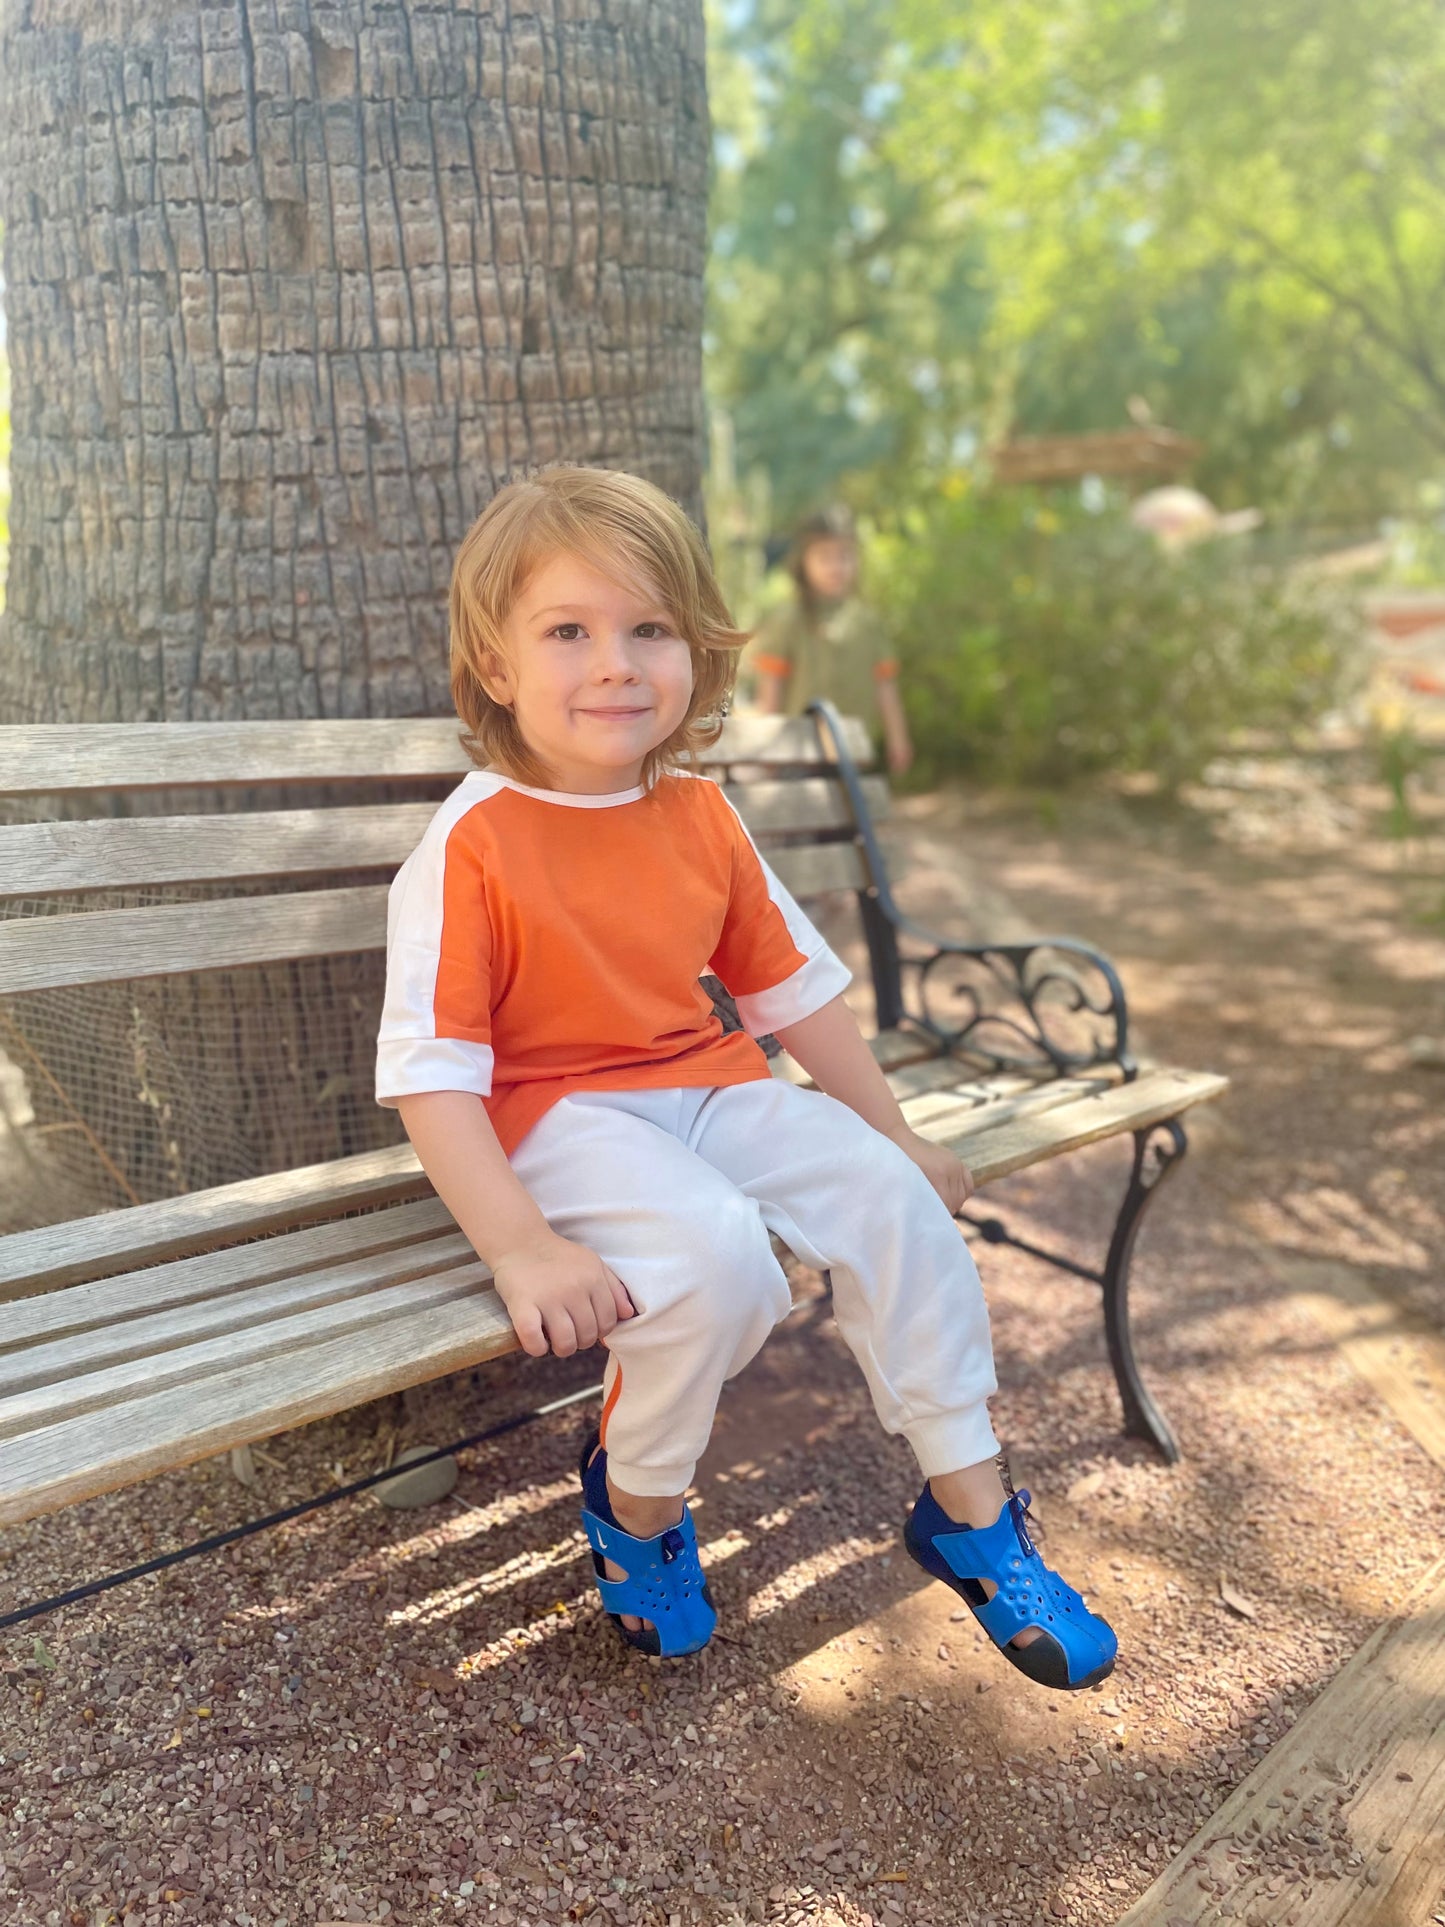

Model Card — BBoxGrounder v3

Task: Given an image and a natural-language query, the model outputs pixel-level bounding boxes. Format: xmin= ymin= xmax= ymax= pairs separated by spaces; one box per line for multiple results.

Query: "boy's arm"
xmin=396 ymin=1090 xmax=633 ymax=1358
xmin=756 ymin=670 xmax=787 ymax=715
xmin=877 ymin=675 xmax=913 ymax=775
xmin=772 ymin=994 xmax=973 ymax=1212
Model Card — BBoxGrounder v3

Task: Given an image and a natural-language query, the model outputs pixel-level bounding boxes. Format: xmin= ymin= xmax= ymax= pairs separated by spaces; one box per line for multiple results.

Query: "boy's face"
xmin=801 ymin=536 xmax=857 ymax=601
xmin=486 ymin=550 xmax=695 ymax=793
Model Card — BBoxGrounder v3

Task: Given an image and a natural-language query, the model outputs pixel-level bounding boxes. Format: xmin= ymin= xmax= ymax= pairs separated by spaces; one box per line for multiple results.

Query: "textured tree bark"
xmin=0 ymin=0 xmax=709 ymax=724
xmin=0 ymin=1 xmax=709 ymax=1225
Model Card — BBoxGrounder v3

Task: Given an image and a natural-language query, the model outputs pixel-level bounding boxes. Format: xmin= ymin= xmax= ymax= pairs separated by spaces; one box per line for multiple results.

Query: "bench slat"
xmin=935 ymin=1065 xmax=1229 ymax=1179
xmin=0 ymin=1197 xmax=458 ymax=1342
xmin=0 ymin=1261 xmax=491 ymax=1439
xmin=0 ymin=803 xmax=441 ymax=898
xmin=869 ymin=1029 xmax=941 ymax=1074
xmin=902 ymin=1071 xmax=1122 ymax=1137
xmin=0 ymin=882 xmax=393 ymax=992
xmin=0 ymin=778 xmax=889 ymax=898
xmin=0 ymin=1142 xmax=428 ymax=1297
xmin=767 ymin=840 xmax=866 ymax=897
xmin=2 ymin=857 xmax=865 ymax=991
xmin=0 ymin=1284 xmax=520 ymax=1526
xmin=0 ymin=713 xmax=872 ymax=797
xmin=0 ymin=1235 xmax=478 ymax=1403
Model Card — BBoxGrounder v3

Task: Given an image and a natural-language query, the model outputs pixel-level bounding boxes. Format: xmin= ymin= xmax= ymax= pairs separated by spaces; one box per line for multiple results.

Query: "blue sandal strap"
xmin=577 ymin=1433 xmax=716 ymax=1658
xmin=581 ymin=1502 xmax=717 ymax=1657
xmin=905 ymin=1484 xmax=1117 ymax=1691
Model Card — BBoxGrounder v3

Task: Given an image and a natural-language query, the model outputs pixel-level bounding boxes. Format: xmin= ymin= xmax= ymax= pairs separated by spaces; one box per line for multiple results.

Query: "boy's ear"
xmin=477 ymin=650 xmax=514 ymax=706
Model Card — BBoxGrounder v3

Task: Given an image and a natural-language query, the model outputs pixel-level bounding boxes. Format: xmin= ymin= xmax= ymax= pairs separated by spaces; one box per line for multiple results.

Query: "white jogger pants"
xmin=509 ymin=1079 xmax=1001 ymax=1496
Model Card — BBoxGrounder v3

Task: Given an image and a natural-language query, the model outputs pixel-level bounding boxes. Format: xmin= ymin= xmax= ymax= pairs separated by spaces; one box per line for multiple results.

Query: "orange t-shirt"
xmin=376 ymin=769 xmax=852 ymax=1155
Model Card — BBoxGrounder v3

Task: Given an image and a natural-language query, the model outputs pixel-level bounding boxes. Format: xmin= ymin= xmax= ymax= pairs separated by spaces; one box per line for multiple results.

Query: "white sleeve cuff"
xmin=732 ymin=948 xmax=853 ymax=1037
xmin=376 ymin=1037 xmax=495 ymax=1108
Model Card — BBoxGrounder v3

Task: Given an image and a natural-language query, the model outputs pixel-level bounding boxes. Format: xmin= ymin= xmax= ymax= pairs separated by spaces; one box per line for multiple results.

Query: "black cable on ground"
xmin=0 ymin=1380 xmax=604 ymax=1635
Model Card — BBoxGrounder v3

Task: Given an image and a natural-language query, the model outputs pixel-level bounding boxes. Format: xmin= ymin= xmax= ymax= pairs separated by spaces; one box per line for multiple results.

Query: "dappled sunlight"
xmin=386 ymin=1538 xmax=589 ymax=1629
xmin=1242 ymin=1187 xmax=1433 ymax=1272
xmin=745 ymin=1534 xmax=895 ymax=1624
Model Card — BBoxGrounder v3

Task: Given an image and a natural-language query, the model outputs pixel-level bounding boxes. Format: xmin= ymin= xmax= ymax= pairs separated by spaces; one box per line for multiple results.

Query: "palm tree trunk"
xmin=0 ymin=0 xmax=709 ymax=723
xmin=0 ymin=1 xmax=709 ymax=1226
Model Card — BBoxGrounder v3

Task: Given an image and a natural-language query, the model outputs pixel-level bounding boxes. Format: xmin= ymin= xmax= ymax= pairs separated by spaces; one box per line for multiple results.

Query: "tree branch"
xmin=1231 ymin=214 xmax=1445 ymax=421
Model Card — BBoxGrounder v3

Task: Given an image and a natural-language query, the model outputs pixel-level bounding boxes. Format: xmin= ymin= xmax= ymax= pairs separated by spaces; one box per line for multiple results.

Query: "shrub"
xmin=871 ymin=491 xmax=1358 ymax=788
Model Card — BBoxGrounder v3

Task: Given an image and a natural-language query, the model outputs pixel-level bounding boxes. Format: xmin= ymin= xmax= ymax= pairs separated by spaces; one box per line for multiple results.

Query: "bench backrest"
xmin=0 ymin=713 xmax=886 ymax=996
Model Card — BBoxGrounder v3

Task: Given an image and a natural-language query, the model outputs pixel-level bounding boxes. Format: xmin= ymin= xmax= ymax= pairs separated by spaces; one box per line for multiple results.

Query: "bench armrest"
xmin=800 ymin=698 xmax=1134 ymax=1079
xmin=888 ymin=916 xmax=1135 ymax=1079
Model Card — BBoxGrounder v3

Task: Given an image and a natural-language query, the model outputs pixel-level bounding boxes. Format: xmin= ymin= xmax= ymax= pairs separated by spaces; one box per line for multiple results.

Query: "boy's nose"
xmin=594 ymin=633 xmax=642 ymax=678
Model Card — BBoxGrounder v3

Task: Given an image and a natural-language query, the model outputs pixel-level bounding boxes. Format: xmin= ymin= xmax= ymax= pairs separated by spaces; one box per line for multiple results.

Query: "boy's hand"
xmin=887 ymin=1124 xmax=974 ymax=1215
xmin=491 ymin=1233 xmax=636 ymax=1359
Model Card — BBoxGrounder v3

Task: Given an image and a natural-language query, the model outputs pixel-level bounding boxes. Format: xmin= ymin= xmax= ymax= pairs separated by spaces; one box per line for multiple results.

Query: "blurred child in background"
xmin=749 ymin=507 xmax=913 ymax=774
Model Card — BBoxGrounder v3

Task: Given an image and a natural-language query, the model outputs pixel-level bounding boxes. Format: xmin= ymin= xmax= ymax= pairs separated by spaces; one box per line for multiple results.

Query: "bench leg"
xmin=1102 ymin=1118 xmax=1188 ymax=1464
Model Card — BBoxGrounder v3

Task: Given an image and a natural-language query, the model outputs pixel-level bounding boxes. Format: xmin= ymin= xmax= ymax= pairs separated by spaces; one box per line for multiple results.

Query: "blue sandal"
xmin=905 ymin=1480 xmax=1117 ymax=1691
xmin=578 ymin=1431 xmax=717 ymax=1658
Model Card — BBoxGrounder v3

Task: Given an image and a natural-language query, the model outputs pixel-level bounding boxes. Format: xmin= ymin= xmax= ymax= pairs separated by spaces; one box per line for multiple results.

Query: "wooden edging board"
xmin=1117 ymin=1253 xmax=1445 ymax=1927
xmin=1115 ymin=1555 xmax=1445 ymax=1927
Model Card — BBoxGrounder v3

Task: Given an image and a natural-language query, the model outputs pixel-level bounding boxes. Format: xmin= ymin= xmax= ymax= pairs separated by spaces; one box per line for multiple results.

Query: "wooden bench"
xmin=0 ymin=706 xmax=1227 ymax=1529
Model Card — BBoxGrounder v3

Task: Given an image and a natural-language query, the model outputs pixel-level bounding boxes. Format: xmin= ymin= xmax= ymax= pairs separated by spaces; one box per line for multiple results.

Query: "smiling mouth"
xmin=579 ymin=707 xmax=651 ymax=718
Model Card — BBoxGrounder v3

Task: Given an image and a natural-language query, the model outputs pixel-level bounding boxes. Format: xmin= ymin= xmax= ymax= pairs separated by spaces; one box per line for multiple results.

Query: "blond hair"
xmin=449 ymin=466 xmax=747 ymax=788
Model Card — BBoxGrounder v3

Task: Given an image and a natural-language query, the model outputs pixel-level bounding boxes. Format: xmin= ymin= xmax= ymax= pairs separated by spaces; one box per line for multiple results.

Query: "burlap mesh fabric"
xmin=0 ymin=783 xmax=437 ymax=1243
xmin=0 ymin=882 xmax=407 ymax=1239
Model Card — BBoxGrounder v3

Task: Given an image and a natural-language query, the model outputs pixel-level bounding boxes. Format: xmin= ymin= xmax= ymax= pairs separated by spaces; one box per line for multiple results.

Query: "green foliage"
xmin=871 ymin=492 xmax=1358 ymax=787
xmin=1372 ymin=724 xmax=1429 ymax=840
xmin=707 ymin=0 xmax=1445 ymax=529
xmin=707 ymin=0 xmax=993 ymax=525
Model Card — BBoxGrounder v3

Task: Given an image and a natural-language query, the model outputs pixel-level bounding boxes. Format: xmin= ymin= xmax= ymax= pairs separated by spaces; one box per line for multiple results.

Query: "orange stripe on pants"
xmin=598 ymin=1358 xmax=624 ymax=1449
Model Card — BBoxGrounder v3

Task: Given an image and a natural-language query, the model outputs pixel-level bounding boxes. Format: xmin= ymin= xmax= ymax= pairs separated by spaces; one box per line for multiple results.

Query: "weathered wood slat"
xmin=0 ymin=1261 xmax=491 ymax=1438
xmin=716 ymin=711 xmax=873 ymax=765
xmin=0 ymin=720 xmax=471 ymax=794
xmin=0 ymin=1142 xmax=427 ymax=1296
xmin=0 ymin=883 xmax=392 ymax=992
xmin=0 ymin=776 xmax=889 ymax=898
xmin=1115 ymin=1555 xmax=1445 ymax=1927
xmin=869 ymin=1028 xmax=939 ymax=1073
xmin=5 ymin=1086 xmax=1102 ymax=1402
xmin=768 ymin=840 xmax=866 ymax=897
xmin=0 ymin=1285 xmax=521 ymax=1526
xmin=0 ymin=1197 xmax=457 ymax=1339
xmin=738 ymin=773 xmax=888 ymax=833
xmin=0 ymin=859 xmax=856 ymax=991
xmin=901 ymin=1071 xmax=1122 ymax=1140
xmin=0 ymin=1234 xmax=478 ymax=1401
xmin=935 ymin=1066 xmax=1229 ymax=1181
xmin=0 ymin=1052 xmax=1025 ymax=1321
xmin=2 ymin=1073 xmax=1089 ymax=1379
xmin=0 ymin=803 xmax=442 ymax=897
xmin=0 ymin=713 xmax=871 ymax=797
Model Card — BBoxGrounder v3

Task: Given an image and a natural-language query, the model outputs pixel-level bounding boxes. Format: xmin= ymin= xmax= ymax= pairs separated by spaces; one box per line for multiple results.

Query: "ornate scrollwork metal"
xmin=906 ymin=934 xmax=1132 ymax=1076
xmin=803 ymin=699 xmax=1133 ymax=1078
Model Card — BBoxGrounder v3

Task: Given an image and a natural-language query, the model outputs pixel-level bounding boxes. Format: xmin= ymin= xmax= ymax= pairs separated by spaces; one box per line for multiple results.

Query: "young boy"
xmin=376 ymin=465 xmax=1115 ymax=1683
xmin=749 ymin=508 xmax=913 ymax=775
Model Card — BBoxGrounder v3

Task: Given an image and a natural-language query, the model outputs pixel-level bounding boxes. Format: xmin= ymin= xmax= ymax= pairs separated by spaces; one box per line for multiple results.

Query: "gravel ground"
xmin=4 ymin=756 xmax=1445 ymax=1927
